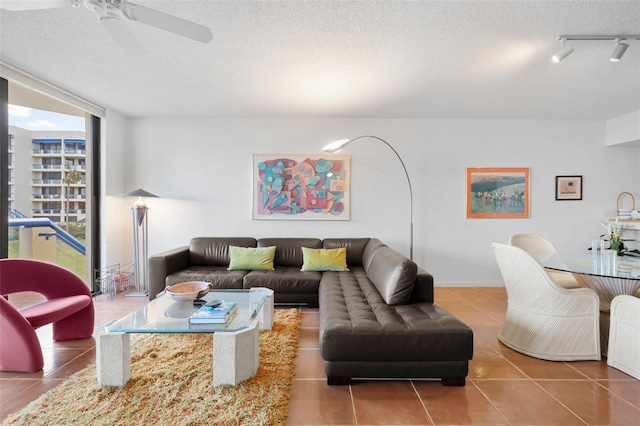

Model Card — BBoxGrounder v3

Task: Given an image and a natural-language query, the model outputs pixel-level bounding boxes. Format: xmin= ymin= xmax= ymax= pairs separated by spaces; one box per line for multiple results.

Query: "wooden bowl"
xmin=166 ymin=281 xmax=210 ymax=301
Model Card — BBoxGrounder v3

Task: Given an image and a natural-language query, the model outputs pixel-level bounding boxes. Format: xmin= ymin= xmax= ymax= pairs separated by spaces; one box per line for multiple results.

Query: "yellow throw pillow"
xmin=228 ymin=246 xmax=276 ymax=271
xmin=300 ymin=247 xmax=349 ymax=272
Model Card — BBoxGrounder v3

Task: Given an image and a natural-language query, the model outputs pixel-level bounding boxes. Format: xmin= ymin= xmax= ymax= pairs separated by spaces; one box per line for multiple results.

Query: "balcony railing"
xmin=33 ymin=164 xmax=63 ymax=170
xmin=64 ymin=149 xmax=86 ymax=155
xmin=32 ymin=179 xmax=63 ymax=185
xmin=32 ymin=193 xmax=62 ymax=199
xmin=32 ymin=208 xmax=84 ymax=214
xmin=32 ymin=149 xmax=62 ymax=155
xmin=33 ymin=208 xmax=62 ymax=214
xmin=64 ymin=164 xmax=86 ymax=171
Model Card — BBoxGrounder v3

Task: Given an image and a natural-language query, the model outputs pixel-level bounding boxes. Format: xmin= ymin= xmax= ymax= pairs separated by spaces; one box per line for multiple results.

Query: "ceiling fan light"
xmin=610 ymin=42 xmax=629 ymax=61
xmin=552 ymin=45 xmax=574 ymax=63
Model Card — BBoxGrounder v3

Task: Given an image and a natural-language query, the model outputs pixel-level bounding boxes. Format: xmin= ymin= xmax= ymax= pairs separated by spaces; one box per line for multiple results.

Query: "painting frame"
xmin=466 ymin=167 xmax=530 ymax=218
xmin=252 ymin=154 xmax=350 ymax=221
xmin=555 ymin=175 xmax=583 ymax=201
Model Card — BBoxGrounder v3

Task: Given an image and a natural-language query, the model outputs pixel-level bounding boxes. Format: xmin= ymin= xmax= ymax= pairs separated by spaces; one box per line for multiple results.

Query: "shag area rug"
xmin=5 ymin=309 xmax=301 ymax=426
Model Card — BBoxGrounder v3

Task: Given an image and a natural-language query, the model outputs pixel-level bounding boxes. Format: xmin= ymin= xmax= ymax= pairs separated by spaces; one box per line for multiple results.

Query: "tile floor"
xmin=2 ymin=287 xmax=640 ymax=425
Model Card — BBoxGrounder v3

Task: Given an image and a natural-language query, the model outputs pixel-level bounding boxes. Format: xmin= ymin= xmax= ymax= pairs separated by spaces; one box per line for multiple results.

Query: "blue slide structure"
xmin=8 ymin=218 xmax=86 ymax=256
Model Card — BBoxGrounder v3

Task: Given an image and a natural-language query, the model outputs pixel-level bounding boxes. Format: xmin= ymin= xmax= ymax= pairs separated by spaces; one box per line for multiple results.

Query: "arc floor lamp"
xmin=121 ymin=188 xmax=159 ymax=297
xmin=322 ymin=135 xmax=414 ymax=260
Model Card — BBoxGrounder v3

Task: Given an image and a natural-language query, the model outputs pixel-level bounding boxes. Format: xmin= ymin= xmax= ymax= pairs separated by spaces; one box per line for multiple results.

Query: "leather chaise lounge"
xmin=149 ymin=237 xmax=474 ymax=385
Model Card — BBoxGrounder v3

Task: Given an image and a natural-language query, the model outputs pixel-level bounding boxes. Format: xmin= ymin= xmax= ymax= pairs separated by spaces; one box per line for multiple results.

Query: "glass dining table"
xmin=540 ymin=253 xmax=640 ymax=311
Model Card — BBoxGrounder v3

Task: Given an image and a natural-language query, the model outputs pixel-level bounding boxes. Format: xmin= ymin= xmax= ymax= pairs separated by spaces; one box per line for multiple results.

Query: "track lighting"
xmin=552 ymin=34 xmax=639 ymax=63
xmin=552 ymin=38 xmax=574 ymax=62
xmin=610 ymin=39 xmax=629 ymax=61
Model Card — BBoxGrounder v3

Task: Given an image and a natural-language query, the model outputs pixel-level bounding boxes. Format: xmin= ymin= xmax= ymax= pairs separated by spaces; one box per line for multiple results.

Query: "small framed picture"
xmin=555 ymin=175 xmax=582 ymax=200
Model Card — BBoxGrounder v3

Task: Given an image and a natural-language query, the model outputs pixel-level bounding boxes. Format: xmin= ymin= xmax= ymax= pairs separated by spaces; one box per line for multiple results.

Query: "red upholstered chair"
xmin=0 ymin=259 xmax=95 ymax=372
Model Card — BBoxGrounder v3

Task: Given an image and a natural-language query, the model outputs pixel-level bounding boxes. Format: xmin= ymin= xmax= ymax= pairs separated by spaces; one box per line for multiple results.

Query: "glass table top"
xmin=540 ymin=253 xmax=640 ymax=280
xmin=105 ymin=288 xmax=269 ymax=333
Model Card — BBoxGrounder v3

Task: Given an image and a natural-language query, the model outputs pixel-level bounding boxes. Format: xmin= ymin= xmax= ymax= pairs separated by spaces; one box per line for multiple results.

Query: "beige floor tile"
xmin=500 ymin=350 xmax=589 ymax=380
xmin=414 ymin=380 xmax=509 ymax=425
xmin=567 ymin=359 xmax=634 ymax=380
xmin=451 ymin=311 xmax=501 ymax=327
xmin=433 ymin=287 xmax=464 ymax=301
xmin=448 ymin=287 xmax=497 ymax=302
xmin=294 ymin=349 xmax=326 ymax=380
xmin=470 ymin=325 xmax=503 ymax=350
xmin=301 ymin=311 xmax=319 ymax=328
xmin=468 ymin=348 xmax=527 ymax=380
xmin=474 ymin=380 xmax=585 ymax=425
xmin=286 ymin=380 xmax=355 ymax=425
xmin=537 ymin=379 xmax=640 ymax=425
xmin=437 ymin=300 xmax=483 ymax=313
xmin=470 ymin=299 xmax=508 ymax=314
xmin=350 ymin=380 xmax=432 ymax=425
xmin=298 ymin=327 xmax=320 ymax=349
xmin=597 ymin=379 xmax=640 ymax=409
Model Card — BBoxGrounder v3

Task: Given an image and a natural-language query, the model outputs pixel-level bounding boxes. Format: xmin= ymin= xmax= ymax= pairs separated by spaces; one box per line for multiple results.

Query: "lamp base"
xmin=126 ymin=291 xmax=148 ymax=297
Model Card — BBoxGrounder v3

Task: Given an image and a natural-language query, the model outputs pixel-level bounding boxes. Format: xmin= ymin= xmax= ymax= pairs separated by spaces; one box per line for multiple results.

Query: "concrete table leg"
xmin=213 ymin=319 xmax=260 ymax=386
xmin=96 ymin=329 xmax=131 ymax=387
xmin=254 ymin=287 xmax=274 ymax=331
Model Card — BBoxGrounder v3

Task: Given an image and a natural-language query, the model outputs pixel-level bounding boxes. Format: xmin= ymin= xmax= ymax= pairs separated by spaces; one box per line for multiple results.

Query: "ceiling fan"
xmin=0 ymin=0 xmax=213 ymax=55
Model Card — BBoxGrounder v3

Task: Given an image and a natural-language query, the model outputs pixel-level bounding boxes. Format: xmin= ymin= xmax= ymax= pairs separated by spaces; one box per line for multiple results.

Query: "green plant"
xmin=600 ymin=217 xmax=640 ymax=257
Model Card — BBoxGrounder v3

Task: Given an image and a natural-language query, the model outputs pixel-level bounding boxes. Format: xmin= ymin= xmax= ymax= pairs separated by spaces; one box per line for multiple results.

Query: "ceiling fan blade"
xmin=0 ymin=0 xmax=69 ymax=11
xmin=100 ymin=14 xmax=145 ymax=55
xmin=122 ymin=2 xmax=213 ymax=43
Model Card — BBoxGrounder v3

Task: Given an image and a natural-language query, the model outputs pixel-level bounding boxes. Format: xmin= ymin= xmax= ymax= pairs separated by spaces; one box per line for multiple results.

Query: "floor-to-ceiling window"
xmin=1 ymin=77 xmax=101 ymax=292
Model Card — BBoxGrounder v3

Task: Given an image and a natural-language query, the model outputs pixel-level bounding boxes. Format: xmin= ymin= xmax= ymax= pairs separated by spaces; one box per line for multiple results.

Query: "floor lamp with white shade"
xmin=121 ymin=188 xmax=159 ymax=297
xmin=322 ymin=136 xmax=414 ymax=260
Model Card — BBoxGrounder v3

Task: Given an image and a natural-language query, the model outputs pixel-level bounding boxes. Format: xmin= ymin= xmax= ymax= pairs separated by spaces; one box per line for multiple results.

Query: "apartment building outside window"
xmin=9 ymin=129 xmax=88 ymax=258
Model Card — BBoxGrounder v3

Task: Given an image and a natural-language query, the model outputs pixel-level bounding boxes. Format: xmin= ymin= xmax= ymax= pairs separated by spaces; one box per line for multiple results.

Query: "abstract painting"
xmin=467 ymin=167 xmax=530 ymax=218
xmin=253 ymin=154 xmax=350 ymax=220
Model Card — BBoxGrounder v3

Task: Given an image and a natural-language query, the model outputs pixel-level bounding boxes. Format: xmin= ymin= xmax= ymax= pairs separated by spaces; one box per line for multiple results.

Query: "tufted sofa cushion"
xmin=189 ymin=237 xmax=256 ymax=266
xmin=365 ymin=246 xmax=417 ymax=305
xmin=319 ymin=267 xmax=473 ymax=362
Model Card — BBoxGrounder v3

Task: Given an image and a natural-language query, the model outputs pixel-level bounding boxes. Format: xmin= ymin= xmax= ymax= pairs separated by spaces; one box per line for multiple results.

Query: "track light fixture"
xmin=610 ymin=39 xmax=629 ymax=61
xmin=552 ymin=35 xmax=640 ymax=63
xmin=552 ymin=38 xmax=574 ymax=62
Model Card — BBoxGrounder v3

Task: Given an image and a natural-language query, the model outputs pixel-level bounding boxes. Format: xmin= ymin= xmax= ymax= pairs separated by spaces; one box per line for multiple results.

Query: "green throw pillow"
xmin=300 ymin=247 xmax=349 ymax=272
xmin=228 ymin=246 xmax=276 ymax=271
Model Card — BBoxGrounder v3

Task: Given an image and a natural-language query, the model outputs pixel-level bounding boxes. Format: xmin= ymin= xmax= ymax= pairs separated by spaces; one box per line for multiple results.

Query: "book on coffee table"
xmin=189 ymin=301 xmax=238 ymax=324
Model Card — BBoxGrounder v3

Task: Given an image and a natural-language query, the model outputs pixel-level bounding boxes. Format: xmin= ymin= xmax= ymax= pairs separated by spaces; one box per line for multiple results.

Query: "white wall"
xmin=104 ymin=117 xmax=640 ymax=286
xmin=606 ymin=111 xmax=640 ymax=146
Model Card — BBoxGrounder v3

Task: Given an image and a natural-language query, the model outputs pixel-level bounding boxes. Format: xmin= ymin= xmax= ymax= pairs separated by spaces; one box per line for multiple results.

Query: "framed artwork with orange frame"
xmin=466 ymin=167 xmax=530 ymax=218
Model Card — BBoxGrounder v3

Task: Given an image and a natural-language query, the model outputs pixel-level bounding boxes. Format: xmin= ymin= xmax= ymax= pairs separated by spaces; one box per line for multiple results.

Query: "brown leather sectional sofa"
xmin=148 ymin=237 xmax=474 ymax=386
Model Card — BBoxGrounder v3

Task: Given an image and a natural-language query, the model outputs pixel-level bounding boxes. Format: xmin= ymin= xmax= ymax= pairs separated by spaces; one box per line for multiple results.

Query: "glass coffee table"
xmin=96 ymin=288 xmax=274 ymax=387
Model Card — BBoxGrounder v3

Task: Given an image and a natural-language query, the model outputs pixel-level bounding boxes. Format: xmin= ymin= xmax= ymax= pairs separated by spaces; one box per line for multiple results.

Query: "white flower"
xmin=601 ymin=217 xmax=622 ymax=239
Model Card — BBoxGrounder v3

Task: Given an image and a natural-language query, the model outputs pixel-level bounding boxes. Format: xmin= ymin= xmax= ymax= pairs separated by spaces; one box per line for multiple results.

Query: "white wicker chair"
xmin=491 ymin=243 xmax=601 ymax=361
xmin=508 ymin=234 xmax=580 ymax=289
xmin=607 ymin=295 xmax=640 ymax=379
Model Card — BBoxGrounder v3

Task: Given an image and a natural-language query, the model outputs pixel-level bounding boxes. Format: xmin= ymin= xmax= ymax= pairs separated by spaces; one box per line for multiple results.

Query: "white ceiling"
xmin=1 ymin=0 xmax=639 ymax=121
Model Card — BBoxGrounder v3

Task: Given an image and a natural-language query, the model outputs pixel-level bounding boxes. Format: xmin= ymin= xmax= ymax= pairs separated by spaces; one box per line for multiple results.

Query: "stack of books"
xmin=189 ymin=301 xmax=238 ymax=324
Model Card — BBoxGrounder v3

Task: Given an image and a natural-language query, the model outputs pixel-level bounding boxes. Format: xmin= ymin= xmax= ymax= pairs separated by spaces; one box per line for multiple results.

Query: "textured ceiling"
xmin=1 ymin=0 xmax=639 ymax=120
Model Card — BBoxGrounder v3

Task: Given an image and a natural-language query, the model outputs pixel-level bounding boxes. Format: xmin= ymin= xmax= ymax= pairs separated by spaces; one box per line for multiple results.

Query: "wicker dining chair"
xmin=491 ymin=243 xmax=601 ymax=361
xmin=607 ymin=295 xmax=640 ymax=379
xmin=508 ymin=234 xmax=580 ymax=289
